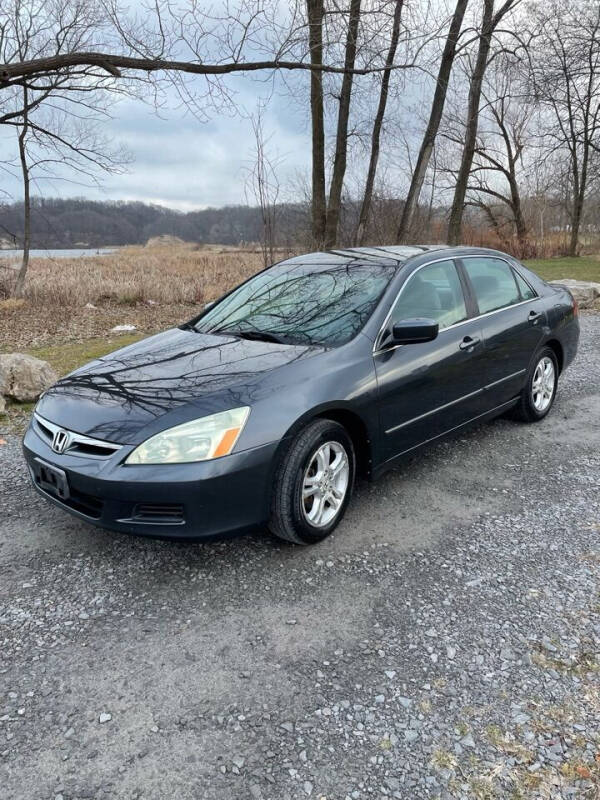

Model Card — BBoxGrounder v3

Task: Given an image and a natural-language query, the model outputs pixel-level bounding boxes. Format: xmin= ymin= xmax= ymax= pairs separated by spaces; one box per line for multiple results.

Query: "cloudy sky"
xmin=0 ymin=74 xmax=313 ymax=211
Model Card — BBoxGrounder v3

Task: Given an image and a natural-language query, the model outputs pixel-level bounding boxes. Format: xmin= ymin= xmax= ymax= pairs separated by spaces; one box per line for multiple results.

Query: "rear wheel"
xmin=512 ymin=346 xmax=558 ymax=423
xmin=268 ymin=419 xmax=355 ymax=545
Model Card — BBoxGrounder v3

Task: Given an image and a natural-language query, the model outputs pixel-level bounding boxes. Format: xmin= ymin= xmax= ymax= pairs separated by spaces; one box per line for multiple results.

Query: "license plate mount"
xmin=34 ymin=457 xmax=70 ymax=501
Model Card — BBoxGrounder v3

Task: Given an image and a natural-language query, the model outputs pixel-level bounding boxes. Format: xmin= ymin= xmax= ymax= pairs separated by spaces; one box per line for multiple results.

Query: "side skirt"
xmin=371 ymin=397 xmax=519 ymax=481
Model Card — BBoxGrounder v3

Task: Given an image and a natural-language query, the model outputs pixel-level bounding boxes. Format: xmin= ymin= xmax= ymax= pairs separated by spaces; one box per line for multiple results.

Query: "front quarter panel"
xmin=232 ymin=334 xmax=380 ymax=459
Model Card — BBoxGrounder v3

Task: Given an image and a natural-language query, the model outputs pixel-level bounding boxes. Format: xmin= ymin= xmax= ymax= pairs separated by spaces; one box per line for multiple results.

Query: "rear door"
xmin=458 ymin=256 xmax=545 ymax=404
xmin=374 ymin=259 xmax=488 ymax=461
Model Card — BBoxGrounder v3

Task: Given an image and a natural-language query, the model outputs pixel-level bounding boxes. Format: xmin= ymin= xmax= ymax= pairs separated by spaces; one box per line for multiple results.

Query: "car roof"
xmin=279 ymin=245 xmax=511 ymax=269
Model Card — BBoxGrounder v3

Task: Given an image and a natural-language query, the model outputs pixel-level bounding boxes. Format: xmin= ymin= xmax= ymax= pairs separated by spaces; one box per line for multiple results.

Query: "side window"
xmin=392 ymin=260 xmax=467 ymax=329
xmin=462 ymin=258 xmax=520 ymax=315
xmin=513 ymin=269 xmax=536 ymax=300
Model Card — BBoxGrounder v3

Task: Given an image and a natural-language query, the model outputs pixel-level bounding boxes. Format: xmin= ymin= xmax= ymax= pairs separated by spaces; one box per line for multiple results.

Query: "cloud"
xmin=0 ymin=76 xmax=312 ymax=210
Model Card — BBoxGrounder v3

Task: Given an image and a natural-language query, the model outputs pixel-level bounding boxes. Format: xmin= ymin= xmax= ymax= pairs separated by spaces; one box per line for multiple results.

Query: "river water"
xmin=0 ymin=248 xmax=115 ymax=261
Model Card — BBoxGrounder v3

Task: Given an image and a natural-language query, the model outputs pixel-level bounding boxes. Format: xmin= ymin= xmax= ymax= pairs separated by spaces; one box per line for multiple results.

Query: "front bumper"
xmin=22 ymin=422 xmax=279 ymax=540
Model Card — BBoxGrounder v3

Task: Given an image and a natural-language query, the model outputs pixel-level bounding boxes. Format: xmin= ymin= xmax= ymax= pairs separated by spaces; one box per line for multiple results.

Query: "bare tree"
xmin=244 ymin=106 xmax=282 ymax=267
xmin=306 ymin=0 xmax=327 ymax=247
xmin=463 ymin=55 xmax=531 ymax=254
xmin=530 ymin=0 xmax=600 ymax=256
xmin=446 ymin=0 xmax=519 ymax=245
xmin=14 ymin=87 xmax=31 ymax=298
xmin=323 ymin=0 xmax=362 ymax=248
xmin=396 ymin=0 xmax=469 ymax=243
xmin=354 ymin=0 xmax=404 ymax=246
xmin=1 ymin=0 xmax=130 ymax=296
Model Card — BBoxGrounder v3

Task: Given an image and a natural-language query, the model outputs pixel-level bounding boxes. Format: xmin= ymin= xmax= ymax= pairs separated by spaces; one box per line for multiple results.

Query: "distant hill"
xmin=0 ymin=197 xmax=309 ymax=249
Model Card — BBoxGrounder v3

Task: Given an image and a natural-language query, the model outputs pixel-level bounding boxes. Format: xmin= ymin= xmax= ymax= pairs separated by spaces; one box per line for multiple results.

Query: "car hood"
xmin=36 ymin=328 xmax=323 ymax=444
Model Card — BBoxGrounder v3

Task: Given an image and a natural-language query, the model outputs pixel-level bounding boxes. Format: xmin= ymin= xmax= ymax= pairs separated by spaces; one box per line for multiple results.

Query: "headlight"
xmin=126 ymin=407 xmax=250 ymax=465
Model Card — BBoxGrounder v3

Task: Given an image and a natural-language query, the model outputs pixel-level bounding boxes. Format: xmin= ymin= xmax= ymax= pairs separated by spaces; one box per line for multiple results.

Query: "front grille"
xmin=34 ymin=413 xmax=122 ymax=458
xmin=36 ymin=417 xmax=54 ymax=441
xmin=132 ymin=503 xmax=185 ymax=524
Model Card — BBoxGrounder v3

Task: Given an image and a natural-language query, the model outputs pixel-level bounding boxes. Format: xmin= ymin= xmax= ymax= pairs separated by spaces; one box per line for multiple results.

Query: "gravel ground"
xmin=1 ymin=315 xmax=599 ymax=800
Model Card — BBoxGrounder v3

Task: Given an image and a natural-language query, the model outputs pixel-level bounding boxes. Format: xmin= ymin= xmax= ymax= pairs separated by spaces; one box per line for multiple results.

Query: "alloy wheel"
xmin=301 ymin=440 xmax=350 ymax=528
xmin=531 ymin=356 xmax=555 ymax=412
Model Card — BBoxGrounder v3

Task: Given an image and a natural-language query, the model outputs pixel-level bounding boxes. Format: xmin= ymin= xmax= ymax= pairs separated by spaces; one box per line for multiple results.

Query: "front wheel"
xmin=268 ymin=419 xmax=355 ymax=545
xmin=512 ymin=346 xmax=558 ymax=423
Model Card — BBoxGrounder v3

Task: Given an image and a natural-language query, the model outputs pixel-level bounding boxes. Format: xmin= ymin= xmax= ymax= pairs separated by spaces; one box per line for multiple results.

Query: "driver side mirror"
xmin=391 ymin=317 xmax=439 ymax=345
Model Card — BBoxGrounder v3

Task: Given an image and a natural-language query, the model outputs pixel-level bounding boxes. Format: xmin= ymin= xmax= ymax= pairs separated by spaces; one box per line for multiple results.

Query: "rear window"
xmin=514 ymin=269 xmax=536 ymax=300
xmin=462 ymin=257 xmax=520 ymax=314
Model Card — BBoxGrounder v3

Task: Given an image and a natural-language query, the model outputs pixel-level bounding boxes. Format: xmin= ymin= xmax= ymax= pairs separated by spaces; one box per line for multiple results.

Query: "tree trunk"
xmin=354 ymin=0 xmax=404 ymax=246
xmin=569 ymin=119 xmax=590 ymax=256
xmin=569 ymin=181 xmax=585 ymax=257
xmin=306 ymin=0 xmax=327 ymax=248
xmin=324 ymin=0 xmax=362 ymax=249
xmin=505 ymin=171 xmax=527 ymax=251
xmin=14 ymin=87 xmax=30 ymax=299
xmin=446 ymin=0 xmax=494 ymax=246
xmin=396 ymin=0 xmax=469 ymax=243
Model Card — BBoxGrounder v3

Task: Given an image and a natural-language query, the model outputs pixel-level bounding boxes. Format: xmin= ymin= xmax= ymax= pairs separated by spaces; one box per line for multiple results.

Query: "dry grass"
xmin=0 ymin=244 xmax=272 ymax=307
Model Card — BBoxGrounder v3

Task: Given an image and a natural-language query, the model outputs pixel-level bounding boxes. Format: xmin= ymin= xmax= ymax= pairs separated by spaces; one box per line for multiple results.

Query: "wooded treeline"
xmin=0 ymin=198 xmax=309 ymax=249
xmin=2 ymin=192 xmax=599 ymax=255
xmin=1 ymin=0 xmax=600 ymax=294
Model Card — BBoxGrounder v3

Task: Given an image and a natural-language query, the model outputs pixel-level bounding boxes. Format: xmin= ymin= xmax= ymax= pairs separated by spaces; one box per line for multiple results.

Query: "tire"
xmin=268 ymin=419 xmax=355 ymax=545
xmin=512 ymin=346 xmax=558 ymax=423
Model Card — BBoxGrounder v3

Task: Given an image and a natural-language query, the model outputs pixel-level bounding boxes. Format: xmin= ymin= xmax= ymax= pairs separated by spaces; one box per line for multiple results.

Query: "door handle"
xmin=459 ymin=336 xmax=480 ymax=350
xmin=529 ymin=309 xmax=542 ymax=323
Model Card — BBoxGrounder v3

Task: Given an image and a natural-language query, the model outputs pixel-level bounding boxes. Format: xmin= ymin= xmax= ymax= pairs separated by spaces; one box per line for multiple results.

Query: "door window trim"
xmin=457 ymin=255 xmax=539 ymax=316
xmin=374 ymin=254 xmax=539 ymax=355
xmin=374 ymin=257 xmax=469 ymax=352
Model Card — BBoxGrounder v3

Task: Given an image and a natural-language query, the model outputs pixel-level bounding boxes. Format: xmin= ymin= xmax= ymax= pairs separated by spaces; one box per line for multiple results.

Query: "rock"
xmin=98 ymin=713 xmax=112 ymax=724
xmin=84 ymin=302 xmax=97 ymax=309
xmin=111 ymin=324 xmax=136 ymax=333
xmin=549 ymin=279 xmax=600 ymax=309
xmin=0 ymin=395 xmax=5 ymax=414
xmin=0 ymin=353 xmax=58 ymax=402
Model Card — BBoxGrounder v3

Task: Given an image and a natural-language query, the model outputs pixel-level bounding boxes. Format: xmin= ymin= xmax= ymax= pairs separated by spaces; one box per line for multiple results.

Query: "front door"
xmin=374 ymin=259 xmax=488 ymax=461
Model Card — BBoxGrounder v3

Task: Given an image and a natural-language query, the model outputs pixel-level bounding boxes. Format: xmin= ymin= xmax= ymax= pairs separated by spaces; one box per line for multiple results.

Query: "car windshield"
xmin=192 ymin=260 xmax=397 ymax=346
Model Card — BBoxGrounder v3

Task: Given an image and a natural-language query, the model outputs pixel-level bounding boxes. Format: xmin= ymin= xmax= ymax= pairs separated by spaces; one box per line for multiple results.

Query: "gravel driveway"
xmin=2 ymin=315 xmax=599 ymax=800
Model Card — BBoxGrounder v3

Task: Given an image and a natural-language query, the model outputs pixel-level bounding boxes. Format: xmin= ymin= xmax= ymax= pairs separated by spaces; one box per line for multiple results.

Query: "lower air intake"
xmin=132 ymin=503 xmax=185 ymax=524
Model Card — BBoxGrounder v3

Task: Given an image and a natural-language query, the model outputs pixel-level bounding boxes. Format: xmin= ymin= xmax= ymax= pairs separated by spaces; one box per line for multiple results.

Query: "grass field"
xmin=1 ymin=246 xmax=599 ymax=432
xmin=524 ymin=255 xmax=600 ymax=282
xmin=28 ymin=334 xmax=144 ymax=376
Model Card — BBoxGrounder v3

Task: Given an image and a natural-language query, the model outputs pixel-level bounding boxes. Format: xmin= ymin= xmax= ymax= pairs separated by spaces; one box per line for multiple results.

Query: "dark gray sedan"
xmin=23 ymin=246 xmax=579 ymax=544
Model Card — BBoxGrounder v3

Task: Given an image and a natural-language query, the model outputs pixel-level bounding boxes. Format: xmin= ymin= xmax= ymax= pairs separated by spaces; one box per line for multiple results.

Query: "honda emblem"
xmin=51 ymin=429 xmax=69 ymax=454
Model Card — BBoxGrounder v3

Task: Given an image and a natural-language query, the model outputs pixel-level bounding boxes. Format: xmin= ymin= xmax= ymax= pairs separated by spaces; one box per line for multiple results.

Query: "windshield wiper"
xmin=212 ymin=328 xmax=287 ymax=344
xmin=232 ymin=329 xmax=287 ymax=344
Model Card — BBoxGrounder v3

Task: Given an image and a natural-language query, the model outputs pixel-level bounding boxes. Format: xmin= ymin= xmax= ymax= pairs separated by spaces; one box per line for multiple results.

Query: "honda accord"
xmin=23 ymin=245 xmax=579 ymax=544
